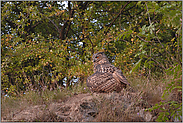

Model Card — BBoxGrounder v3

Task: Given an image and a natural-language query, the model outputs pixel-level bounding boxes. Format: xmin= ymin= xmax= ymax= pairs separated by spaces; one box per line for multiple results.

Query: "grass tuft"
xmin=1 ymin=75 xmax=181 ymax=122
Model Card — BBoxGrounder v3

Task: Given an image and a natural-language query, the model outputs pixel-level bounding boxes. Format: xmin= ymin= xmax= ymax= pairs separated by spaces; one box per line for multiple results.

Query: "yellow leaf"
xmin=171 ymin=38 xmax=175 ymax=42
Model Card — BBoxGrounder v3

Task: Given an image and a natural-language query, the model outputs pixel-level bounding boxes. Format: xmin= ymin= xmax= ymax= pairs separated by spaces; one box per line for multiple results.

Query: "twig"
xmin=65 ymin=1 xmax=75 ymax=38
xmin=155 ymin=36 xmax=181 ymax=65
xmin=38 ymin=11 xmax=61 ymax=34
xmin=46 ymin=17 xmax=60 ymax=33
xmin=145 ymin=3 xmax=151 ymax=25
xmin=151 ymin=57 xmax=166 ymax=70
xmin=86 ymin=36 xmax=94 ymax=54
xmin=136 ymin=35 xmax=152 ymax=42
xmin=104 ymin=1 xmax=131 ymax=35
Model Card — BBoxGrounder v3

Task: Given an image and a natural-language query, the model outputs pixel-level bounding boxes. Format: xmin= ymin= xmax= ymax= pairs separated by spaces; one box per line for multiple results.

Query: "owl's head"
xmin=92 ymin=52 xmax=110 ymax=64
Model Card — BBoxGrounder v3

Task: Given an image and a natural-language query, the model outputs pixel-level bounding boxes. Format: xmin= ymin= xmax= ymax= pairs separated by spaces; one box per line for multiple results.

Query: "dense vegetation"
xmin=1 ymin=1 xmax=182 ymax=122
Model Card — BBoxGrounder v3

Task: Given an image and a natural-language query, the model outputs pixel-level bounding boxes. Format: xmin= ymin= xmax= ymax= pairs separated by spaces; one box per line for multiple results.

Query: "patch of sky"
xmin=62 ymin=76 xmax=79 ymax=87
xmin=61 ymin=1 xmax=68 ymax=9
xmin=59 ymin=23 xmax=64 ymax=26
xmin=78 ymin=42 xmax=83 ymax=47
xmin=4 ymin=94 xmax=9 ymax=97
xmin=99 ymin=25 xmax=102 ymax=29
xmin=91 ymin=19 xmax=97 ymax=23
xmin=48 ymin=72 xmax=52 ymax=77
xmin=57 ymin=1 xmax=61 ymax=4
xmin=7 ymin=2 xmax=12 ymax=4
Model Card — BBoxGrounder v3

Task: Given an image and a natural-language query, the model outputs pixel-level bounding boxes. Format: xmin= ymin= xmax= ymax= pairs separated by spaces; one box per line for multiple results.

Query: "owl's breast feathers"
xmin=94 ymin=64 xmax=114 ymax=73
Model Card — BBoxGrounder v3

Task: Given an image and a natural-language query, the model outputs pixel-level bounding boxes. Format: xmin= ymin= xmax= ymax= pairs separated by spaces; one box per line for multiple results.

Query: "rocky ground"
xmin=2 ymin=87 xmax=161 ymax=122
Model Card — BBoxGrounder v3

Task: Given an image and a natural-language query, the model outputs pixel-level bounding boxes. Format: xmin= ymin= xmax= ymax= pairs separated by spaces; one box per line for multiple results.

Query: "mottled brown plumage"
xmin=87 ymin=52 xmax=130 ymax=93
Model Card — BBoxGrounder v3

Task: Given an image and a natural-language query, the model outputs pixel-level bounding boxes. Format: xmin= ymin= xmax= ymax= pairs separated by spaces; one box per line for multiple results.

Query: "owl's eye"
xmin=97 ymin=56 xmax=99 ymax=58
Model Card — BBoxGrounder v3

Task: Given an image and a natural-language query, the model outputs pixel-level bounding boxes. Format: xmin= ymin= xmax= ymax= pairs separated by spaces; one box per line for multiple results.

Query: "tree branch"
xmin=104 ymin=1 xmax=131 ymax=35
xmin=59 ymin=1 xmax=75 ymax=40
xmin=136 ymin=35 xmax=152 ymax=42
xmin=5 ymin=19 xmax=17 ymax=29
xmin=65 ymin=2 xmax=75 ymax=38
xmin=46 ymin=17 xmax=60 ymax=33
xmin=86 ymin=36 xmax=94 ymax=54
xmin=145 ymin=3 xmax=151 ymax=25
xmin=151 ymin=57 xmax=166 ymax=70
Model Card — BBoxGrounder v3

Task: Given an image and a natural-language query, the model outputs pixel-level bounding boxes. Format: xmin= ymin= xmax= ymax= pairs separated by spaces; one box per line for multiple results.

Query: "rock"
xmin=3 ymin=92 xmax=155 ymax=122
xmin=145 ymin=111 xmax=152 ymax=122
xmin=139 ymin=109 xmax=152 ymax=122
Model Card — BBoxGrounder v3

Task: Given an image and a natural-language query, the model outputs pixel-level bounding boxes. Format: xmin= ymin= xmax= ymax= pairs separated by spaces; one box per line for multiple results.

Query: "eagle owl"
xmin=87 ymin=52 xmax=130 ymax=93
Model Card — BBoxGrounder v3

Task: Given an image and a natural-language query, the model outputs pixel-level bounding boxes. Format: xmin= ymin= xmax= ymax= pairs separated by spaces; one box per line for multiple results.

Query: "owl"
xmin=87 ymin=52 xmax=130 ymax=93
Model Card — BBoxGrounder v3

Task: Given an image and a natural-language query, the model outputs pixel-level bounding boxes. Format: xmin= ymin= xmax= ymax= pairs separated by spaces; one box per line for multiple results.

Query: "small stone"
xmin=145 ymin=112 xmax=152 ymax=122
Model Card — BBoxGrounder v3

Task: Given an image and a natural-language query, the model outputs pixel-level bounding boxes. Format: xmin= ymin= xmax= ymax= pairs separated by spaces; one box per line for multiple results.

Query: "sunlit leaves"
xmin=1 ymin=1 xmax=182 ymax=103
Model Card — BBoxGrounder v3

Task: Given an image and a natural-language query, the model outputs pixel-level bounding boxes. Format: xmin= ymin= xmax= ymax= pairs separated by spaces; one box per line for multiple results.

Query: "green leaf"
xmin=130 ymin=58 xmax=142 ymax=74
xmin=172 ymin=86 xmax=182 ymax=90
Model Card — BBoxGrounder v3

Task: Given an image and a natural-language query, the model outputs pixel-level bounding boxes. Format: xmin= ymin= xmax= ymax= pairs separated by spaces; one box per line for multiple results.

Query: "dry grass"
xmin=1 ymin=74 xmax=181 ymax=122
xmin=1 ymin=96 xmax=27 ymax=121
xmin=1 ymin=89 xmax=67 ymax=121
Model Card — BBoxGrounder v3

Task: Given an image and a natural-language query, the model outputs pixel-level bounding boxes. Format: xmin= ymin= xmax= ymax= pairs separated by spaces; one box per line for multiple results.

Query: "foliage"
xmin=1 ymin=1 xmax=182 ymax=121
xmin=146 ymin=64 xmax=182 ymax=122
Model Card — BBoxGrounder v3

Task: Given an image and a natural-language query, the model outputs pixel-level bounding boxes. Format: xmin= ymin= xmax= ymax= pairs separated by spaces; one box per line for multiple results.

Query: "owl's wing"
xmin=87 ymin=72 xmax=119 ymax=93
xmin=112 ymin=67 xmax=130 ymax=86
xmin=86 ymin=72 xmax=101 ymax=91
